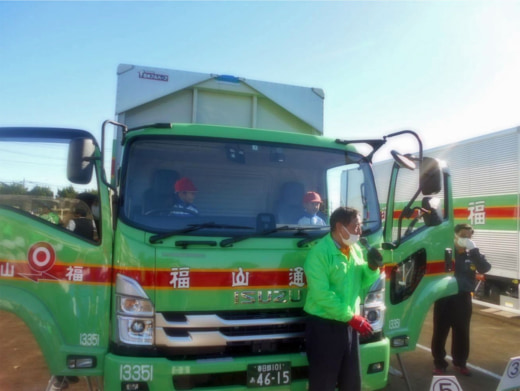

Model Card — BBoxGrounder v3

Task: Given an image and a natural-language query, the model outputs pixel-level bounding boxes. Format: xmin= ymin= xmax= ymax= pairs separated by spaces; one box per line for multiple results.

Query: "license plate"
xmin=247 ymin=361 xmax=291 ymax=388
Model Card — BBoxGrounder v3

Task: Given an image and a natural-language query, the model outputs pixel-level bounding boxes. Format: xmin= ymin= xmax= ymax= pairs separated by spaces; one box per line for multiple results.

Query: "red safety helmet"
xmin=174 ymin=177 xmax=198 ymax=192
xmin=303 ymin=191 xmax=322 ymax=203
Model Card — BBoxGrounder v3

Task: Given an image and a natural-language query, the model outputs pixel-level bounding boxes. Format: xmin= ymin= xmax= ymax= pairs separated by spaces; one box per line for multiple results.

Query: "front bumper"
xmin=360 ymin=337 xmax=390 ymax=391
xmin=104 ymin=337 xmax=389 ymax=391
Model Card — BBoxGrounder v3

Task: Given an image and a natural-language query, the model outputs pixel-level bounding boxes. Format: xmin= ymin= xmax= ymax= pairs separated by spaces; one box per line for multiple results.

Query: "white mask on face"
xmin=341 ymin=225 xmax=360 ymax=246
xmin=457 ymin=236 xmax=468 ymax=248
xmin=91 ymin=205 xmax=100 ymax=219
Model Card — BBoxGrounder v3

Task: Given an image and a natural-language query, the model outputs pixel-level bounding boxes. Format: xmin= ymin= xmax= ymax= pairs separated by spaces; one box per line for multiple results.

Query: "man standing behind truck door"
xmin=303 ymin=206 xmax=382 ymax=391
xmin=431 ymin=223 xmax=491 ymax=376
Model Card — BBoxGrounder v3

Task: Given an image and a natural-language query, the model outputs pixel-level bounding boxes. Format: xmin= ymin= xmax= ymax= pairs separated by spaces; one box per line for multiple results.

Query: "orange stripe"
xmin=383 ymin=260 xmax=449 ymax=279
xmin=2 ymin=259 xmax=451 ymax=288
xmin=454 ymin=206 xmax=518 ymax=219
xmin=0 ymin=260 xmax=111 ymax=284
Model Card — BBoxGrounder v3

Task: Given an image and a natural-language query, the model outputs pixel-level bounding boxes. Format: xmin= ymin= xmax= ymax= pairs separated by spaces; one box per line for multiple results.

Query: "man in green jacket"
xmin=304 ymin=206 xmax=381 ymax=391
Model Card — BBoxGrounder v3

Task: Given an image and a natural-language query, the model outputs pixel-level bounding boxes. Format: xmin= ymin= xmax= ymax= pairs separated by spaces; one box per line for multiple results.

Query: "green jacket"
xmin=303 ymin=234 xmax=380 ymax=322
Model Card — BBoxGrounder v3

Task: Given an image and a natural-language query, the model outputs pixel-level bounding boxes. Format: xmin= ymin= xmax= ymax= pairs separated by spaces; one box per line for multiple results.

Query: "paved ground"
xmin=383 ymin=304 xmax=520 ymax=391
xmin=1 ymin=303 xmax=518 ymax=390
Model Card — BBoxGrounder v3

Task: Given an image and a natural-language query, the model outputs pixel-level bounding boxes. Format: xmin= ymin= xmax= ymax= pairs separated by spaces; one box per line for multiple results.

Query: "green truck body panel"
xmin=0 ymin=191 xmax=112 ymax=376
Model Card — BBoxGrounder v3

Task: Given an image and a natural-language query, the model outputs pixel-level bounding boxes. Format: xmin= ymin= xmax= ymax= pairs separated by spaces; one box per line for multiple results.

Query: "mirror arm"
xmin=335 ymin=138 xmax=387 ymax=162
xmin=395 ymin=187 xmax=422 ymax=245
xmin=385 ymin=130 xmax=423 ymax=162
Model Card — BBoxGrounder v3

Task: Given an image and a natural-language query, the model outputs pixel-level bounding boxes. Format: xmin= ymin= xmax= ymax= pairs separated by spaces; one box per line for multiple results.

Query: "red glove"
xmin=348 ymin=315 xmax=373 ymax=336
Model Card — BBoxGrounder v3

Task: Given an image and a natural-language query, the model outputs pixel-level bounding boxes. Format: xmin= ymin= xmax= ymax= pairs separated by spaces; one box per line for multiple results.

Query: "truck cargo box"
xmin=116 ymin=64 xmax=324 ymax=135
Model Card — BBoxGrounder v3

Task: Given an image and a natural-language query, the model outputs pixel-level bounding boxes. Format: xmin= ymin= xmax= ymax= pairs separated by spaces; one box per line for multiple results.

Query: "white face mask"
xmin=341 ymin=225 xmax=360 ymax=246
xmin=456 ymin=236 xmax=468 ymax=248
xmin=91 ymin=205 xmax=100 ymax=219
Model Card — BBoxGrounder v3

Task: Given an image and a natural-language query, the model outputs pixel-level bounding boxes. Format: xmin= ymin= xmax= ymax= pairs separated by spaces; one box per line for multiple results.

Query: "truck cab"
xmin=105 ymin=122 xmax=391 ymax=390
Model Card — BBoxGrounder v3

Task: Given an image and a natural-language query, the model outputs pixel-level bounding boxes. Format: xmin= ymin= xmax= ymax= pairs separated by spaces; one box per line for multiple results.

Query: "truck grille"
xmin=155 ymin=309 xmax=306 ymax=358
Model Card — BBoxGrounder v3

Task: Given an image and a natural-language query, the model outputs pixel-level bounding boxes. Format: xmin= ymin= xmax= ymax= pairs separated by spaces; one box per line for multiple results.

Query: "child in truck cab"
xmin=298 ymin=191 xmax=326 ymax=226
xmin=171 ymin=177 xmax=199 ymax=216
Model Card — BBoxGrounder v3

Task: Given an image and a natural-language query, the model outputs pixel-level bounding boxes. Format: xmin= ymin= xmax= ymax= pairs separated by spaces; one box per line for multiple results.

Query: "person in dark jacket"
xmin=66 ymin=203 xmax=98 ymax=241
xmin=431 ymin=223 xmax=491 ymax=376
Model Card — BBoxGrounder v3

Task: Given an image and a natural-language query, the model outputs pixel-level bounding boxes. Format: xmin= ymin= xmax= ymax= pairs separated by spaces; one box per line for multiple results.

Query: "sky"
xmin=1 ymin=1 xmax=520 ymax=159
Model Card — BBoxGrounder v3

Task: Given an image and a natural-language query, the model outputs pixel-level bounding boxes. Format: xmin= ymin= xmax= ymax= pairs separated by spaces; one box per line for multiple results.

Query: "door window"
xmin=0 ymin=134 xmax=100 ymax=242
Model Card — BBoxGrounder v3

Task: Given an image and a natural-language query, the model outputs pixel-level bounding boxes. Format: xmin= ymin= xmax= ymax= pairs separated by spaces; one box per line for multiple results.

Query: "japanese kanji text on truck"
xmin=0 ymin=64 xmax=457 ymax=390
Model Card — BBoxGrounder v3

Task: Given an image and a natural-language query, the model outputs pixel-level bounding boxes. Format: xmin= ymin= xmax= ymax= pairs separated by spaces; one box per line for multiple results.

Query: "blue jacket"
xmin=455 ymin=248 xmax=491 ymax=293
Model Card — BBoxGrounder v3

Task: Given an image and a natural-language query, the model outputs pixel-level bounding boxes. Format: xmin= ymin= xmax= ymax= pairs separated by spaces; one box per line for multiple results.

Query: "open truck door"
xmin=0 ymin=128 xmax=112 ymax=384
xmin=379 ymin=131 xmax=457 ymax=354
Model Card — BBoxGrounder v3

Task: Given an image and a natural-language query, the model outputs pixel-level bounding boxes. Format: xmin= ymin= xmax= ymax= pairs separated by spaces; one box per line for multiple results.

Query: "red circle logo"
xmin=27 ymin=242 xmax=56 ymax=273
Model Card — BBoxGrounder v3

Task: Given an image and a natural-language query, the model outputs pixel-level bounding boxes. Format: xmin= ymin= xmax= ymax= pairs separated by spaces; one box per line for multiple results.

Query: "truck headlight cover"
xmin=363 ymin=273 xmax=386 ymax=333
xmin=116 ymin=274 xmax=155 ymax=345
xmin=119 ymin=296 xmax=154 ymax=316
xmin=117 ymin=316 xmax=154 ymax=345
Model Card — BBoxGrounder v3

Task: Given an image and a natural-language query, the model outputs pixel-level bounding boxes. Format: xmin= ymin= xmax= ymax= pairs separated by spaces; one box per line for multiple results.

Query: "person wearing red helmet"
xmin=298 ymin=191 xmax=326 ymax=226
xmin=171 ymin=177 xmax=199 ymax=216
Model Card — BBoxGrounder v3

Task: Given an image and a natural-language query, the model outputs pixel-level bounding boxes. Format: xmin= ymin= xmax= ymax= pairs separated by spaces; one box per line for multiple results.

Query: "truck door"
xmin=382 ymin=154 xmax=457 ymax=354
xmin=0 ymin=128 xmax=112 ymax=376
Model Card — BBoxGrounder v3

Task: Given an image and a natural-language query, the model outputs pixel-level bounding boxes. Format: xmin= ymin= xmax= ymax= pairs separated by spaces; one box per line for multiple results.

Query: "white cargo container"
xmin=115 ymin=63 xmax=324 ymax=134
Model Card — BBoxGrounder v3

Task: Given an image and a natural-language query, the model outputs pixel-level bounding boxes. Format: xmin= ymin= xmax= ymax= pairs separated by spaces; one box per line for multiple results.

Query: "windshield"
xmin=120 ymin=136 xmax=381 ymax=237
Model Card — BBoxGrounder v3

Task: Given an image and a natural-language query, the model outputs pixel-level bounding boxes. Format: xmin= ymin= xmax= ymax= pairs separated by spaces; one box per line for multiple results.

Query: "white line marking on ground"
xmin=416 ymin=343 xmax=502 ymax=380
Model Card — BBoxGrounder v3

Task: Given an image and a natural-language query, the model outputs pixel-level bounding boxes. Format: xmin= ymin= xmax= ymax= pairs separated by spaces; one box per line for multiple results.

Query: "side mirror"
xmin=391 ymin=150 xmax=416 ymax=170
xmin=68 ymin=137 xmax=95 ymax=184
xmin=420 ymin=157 xmax=442 ymax=195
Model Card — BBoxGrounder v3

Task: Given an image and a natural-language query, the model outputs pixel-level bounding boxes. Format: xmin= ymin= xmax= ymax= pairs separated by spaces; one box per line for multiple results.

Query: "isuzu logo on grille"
xmin=234 ymin=289 xmax=302 ymax=304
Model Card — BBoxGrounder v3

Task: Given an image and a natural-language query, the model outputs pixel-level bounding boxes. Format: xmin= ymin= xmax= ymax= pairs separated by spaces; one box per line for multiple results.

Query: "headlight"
xmin=364 ymin=291 xmax=384 ymax=305
xmin=117 ymin=316 xmax=154 ymax=345
xmin=119 ymin=297 xmax=154 ymax=316
xmin=115 ymin=274 xmax=155 ymax=345
xmin=363 ymin=272 xmax=386 ymax=333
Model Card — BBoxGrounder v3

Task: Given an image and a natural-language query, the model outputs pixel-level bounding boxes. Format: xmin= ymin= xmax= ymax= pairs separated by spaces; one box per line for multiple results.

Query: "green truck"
xmin=0 ymin=65 xmax=457 ymax=390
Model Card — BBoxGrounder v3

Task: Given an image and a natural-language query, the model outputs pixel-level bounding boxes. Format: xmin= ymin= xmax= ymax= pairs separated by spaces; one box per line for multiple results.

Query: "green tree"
xmin=57 ymin=186 xmax=78 ymax=199
xmin=0 ymin=182 xmax=28 ymax=195
xmin=29 ymin=186 xmax=54 ymax=197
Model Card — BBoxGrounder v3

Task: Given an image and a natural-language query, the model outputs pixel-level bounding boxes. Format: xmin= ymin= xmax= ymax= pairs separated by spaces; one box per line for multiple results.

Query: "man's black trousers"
xmin=431 ymin=292 xmax=472 ymax=369
xmin=305 ymin=314 xmax=361 ymax=391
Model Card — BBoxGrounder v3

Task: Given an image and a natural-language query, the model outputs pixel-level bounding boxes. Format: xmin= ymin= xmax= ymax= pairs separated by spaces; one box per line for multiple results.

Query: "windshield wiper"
xmin=220 ymin=226 xmax=325 ymax=248
xmin=220 ymin=225 xmax=290 ymax=247
xmin=297 ymin=231 xmax=329 ymax=248
xmin=149 ymin=222 xmax=253 ymax=244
